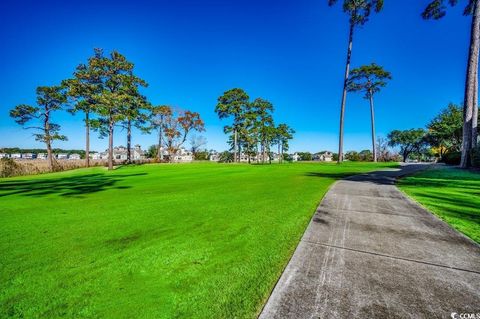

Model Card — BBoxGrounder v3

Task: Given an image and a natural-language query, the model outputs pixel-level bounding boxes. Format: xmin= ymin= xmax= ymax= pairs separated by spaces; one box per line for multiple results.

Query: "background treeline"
xmin=0 ymin=148 xmax=86 ymax=157
xmin=387 ymin=103 xmax=480 ymax=166
xmin=215 ymin=88 xmax=295 ymax=164
xmin=9 ymin=48 xmax=205 ymax=172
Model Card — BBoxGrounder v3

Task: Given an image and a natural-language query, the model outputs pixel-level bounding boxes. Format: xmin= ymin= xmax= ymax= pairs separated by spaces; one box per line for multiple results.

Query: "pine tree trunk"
xmin=472 ymin=67 xmax=478 ymax=148
xmin=461 ymin=0 xmax=480 ymax=168
xmin=369 ymin=93 xmax=377 ymax=162
xmin=338 ymin=21 xmax=354 ymax=164
xmin=157 ymin=120 xmax=164 ymax=161
xmin=46 ymin=139 xmax=53 ymax=172
xmin=108 ymin=119 xmax=114 ymax=170
xmin=234 ymin=128 xmax=238 ymax=163
xmin=261 ymin=141 xmax=265 ymax=164
xmin=85 ymin=112 xmax=90 ymax=167
xmin=127 ymin=120 xmax=132 ymax=163
xmin=281 ymin=144 xmax=284 ymax=164
xmin=44 ymin=111 xmax=53 ymax=171
xmin=278 ymin=143 xmax=281 ymax=163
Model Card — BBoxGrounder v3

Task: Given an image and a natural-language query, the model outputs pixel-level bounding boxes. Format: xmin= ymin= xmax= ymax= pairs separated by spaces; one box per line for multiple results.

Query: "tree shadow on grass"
xmin=304 ymin=171 xmax=365 ymax=180
xmin=0 ymin=173 xmax=147 ymax=198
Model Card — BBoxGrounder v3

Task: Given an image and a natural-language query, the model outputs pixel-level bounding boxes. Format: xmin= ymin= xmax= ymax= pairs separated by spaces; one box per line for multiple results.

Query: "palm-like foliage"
xmin=328 ymin=0 xmax=384 ymax=163
xmin=328 ymin=0 xmax=384 ymax=25
xmin=347 ymin=63 xmax=391 ymax=162
xmin=347 ymin=63 xmax=391 ymax=98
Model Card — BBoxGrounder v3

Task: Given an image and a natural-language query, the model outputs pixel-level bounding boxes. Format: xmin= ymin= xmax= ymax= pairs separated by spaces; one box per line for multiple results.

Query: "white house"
xmin=37 ymin=153 xmax=47 ymax=160
xmin=0 ymin=153 xmax=9 ymax=159
xmin=22 ymin=153 xmax=35 ymax=159
xmin=56 ymin=153 xmax=68 ymax=160
xmin=68 ymin=153 xmax=81 ymax=160
xmin=92 ymin=145 xmax=146 ymax=161
xmin=90 ymin=152 xmax=103 ymax=160
xmin=10 ymin=153 xmax=21 ymax=159
xmin=321 ymin=151 xmax=333 ymax=162
xmin=209 ymin=151 xmax=220 ymax=162
xmin=313 ymin=151 xmax=333 ymax=162
xmin=292 ymin=153 xmax=300 ymax=162
xmin=172 ymin=148 xmax=193 ymax=162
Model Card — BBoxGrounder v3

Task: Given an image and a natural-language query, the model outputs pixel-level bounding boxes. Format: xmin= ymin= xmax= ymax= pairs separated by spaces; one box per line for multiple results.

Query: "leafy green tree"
xmin=298 ymin=152 xmax=313 ymax=161
xmin=425 ymin=103 xmax=463 ymax=158
xmin=251 ymin=98 xmax=275 ymax=163
xmin=423 ymin=0 xmax=479 ymax=167
xmin=347 ymin=63 xmax=391 ymax=162
xmin=10 ymin=86 xmax=68 ymax=171
xmin=218 ymin=151 xmax=234 ymax=163
xmin=387 ymin=129 xmax=427 ymax=162
xmin=240 ymin=106 xmax=261 ymax=163
xmin=146 ymin=145 xmax=157 ymax=159
xmin=215 ymin=88 xmax=250 ymax=162
xmin=328 ymin=0 xmax=384 ymax=163
xmin=358 ymin=149 xmax=373 ymax=161
xmin=274 ymin=124 xmax=295 ymax=163
xmin=88 ymin=49 xmax=147 ymax=170
xmin=345 ymin=150 xmax=360 ymax=161
xmin=150 ymin=105 xmax=172 ymax=161
xmin=193 ymin=150 xmax=209 ymax=161
xmin=119 ymin=83 xmax=150 ymax=163
xmin=62 ymin=55 xmax=102 ymax=167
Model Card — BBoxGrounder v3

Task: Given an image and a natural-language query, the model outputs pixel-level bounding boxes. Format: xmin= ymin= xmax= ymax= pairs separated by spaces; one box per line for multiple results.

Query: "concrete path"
xmin=260 ymin=164 xmax=480 ymax=319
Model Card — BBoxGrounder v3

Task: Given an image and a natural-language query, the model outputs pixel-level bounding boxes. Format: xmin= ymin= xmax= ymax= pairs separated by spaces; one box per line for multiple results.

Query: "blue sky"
xmin=0 ymin=0 xmax=470 ymax=152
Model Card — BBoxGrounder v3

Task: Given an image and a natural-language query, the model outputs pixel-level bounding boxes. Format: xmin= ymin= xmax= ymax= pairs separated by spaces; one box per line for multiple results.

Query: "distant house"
xmin=56 ymin=153 xmax=68 ymax=160
xmin=132 ymin=145 xmax=145 ymax=160
xmin=37 ymin=153 xmax=47 ymax=160
xmin=92 ymin=145 xmax=146 ymax=161
xmin=313 ymin=151 xmax=334 ymax=162
xmin=22 ymin=153 xmax=36 ymax=159
xmin=172 ymin=148 xmax=193 ymax=162
xmin=271 ymin=153 xmax=281 ymax=162
xmin=90 ymin=152 xmax=103 ymax=160
xmin=0 ymin=153 xmax=9 ymax=159
xmin=68 ymin=153 xmax=81 ymax=160
xmin=291 ymin=153 xmax=300 ymax=162
xmin=10 ymin=153 xmax=21 ymax=159
xmin=239 ymin=153 xmax=249 ymax=162
xmin=209 ymin=151 xmax=220 ymax=162
xmin=320 ymin=151 xmax=333 ymax=162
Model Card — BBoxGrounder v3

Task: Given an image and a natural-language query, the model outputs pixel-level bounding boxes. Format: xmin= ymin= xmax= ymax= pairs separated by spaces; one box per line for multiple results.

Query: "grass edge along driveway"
xmin=0 ymin=162 xmax=396 ymax=318
xmin=398 ymin=165 xmax=480 ymax=244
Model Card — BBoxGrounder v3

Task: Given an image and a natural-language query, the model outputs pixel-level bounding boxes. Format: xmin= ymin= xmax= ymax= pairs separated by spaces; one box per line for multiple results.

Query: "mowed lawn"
xmin=398 ymin=166 xmax=480 ymax=244
xmin=0 ymin=162 xmax=396 ymax=318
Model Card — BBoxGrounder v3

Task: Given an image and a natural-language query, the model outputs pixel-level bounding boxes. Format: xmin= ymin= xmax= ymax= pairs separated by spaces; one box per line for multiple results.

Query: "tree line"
xmin=387 ymin=103 xmax=480 ymax=164
xmin=10 ymin=49 xmax=205 ymax=171
xmin=214 ymin=88 xmax=295 ymax=163
xmin=330 ymin=0 xmax=480 ymax=168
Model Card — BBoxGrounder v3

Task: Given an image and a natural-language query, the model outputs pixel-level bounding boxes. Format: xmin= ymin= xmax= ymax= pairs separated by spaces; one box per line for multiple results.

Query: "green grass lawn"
xmin=398 ymin=166 xmax=480 ymax=244
xmin=0 ymin=162 xmax=396 ymax=318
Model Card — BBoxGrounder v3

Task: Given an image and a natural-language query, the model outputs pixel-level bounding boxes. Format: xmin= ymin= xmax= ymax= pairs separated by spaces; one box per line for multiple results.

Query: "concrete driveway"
xmin=259 ymin=164 xmax=480 ymax=319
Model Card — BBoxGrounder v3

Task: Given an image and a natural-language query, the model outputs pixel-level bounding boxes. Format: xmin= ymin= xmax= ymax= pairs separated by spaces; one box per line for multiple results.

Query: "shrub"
xmin=442 ymin=151 xmax=461 ymax=165
xmin=0 ymin=158 xmax=25 ymax=177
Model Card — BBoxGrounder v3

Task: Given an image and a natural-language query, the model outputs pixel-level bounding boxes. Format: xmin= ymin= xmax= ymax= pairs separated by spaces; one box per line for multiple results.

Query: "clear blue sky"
xmin=0 ymin=0 xmax=470 ymax=152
